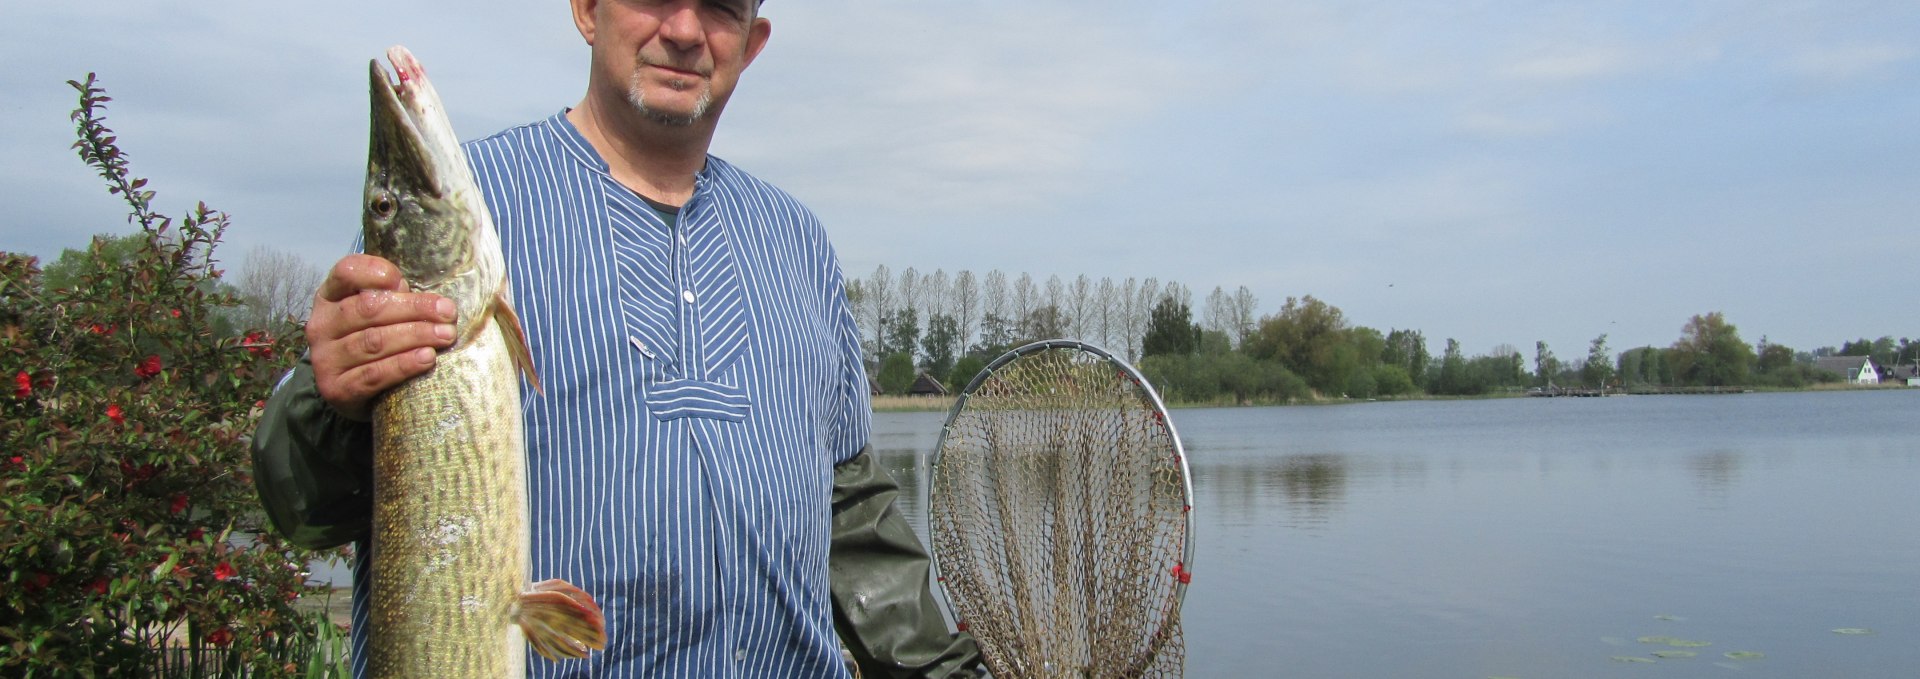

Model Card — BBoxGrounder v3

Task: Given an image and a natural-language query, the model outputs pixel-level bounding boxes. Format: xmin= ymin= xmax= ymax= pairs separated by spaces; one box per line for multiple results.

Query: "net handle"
xmin=930 ymin=338 xmax=1197 ymax=607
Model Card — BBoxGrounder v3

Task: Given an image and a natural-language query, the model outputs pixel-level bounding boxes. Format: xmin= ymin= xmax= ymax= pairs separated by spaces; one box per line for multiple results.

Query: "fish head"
xmin=363 ymin=46 xmax=478 ymax=289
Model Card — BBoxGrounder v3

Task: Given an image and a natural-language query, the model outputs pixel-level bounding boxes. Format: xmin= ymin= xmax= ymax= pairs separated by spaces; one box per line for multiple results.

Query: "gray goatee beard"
xmin=626 ymin=69 xmax=712 ymax=127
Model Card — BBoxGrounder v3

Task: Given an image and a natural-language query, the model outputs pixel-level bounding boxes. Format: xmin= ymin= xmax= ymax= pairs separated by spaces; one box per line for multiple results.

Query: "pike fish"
xmin=362 ymin=45 xmax=605 ymax=675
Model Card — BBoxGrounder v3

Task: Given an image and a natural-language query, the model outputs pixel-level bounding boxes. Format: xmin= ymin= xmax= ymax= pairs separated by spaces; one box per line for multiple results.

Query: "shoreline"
xmin=871 ymin=382 xmax=1913 ymax=412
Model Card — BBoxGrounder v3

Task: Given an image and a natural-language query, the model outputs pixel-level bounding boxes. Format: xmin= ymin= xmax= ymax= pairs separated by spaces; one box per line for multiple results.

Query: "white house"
xmin=1812 ymin=356 xmax=1880 ymax=384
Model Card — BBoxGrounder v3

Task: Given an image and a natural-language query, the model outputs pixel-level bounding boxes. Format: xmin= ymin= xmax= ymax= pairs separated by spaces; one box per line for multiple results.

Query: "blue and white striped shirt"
xmin=350 ymin=111 xmax=871 ymax=678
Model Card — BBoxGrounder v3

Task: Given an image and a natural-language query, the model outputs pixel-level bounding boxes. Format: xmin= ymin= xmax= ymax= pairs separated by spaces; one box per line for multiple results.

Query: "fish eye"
xmin=370 ymin=192 xmax=397 ymax=219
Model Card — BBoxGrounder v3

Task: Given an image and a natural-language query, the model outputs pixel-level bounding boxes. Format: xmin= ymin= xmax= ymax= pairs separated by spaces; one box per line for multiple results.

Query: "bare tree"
xmin=1034 ymin=274 xmax=1060 ymax=339
xmin=1011 ymin=272 xmax=1037 ymax=332
xmin=1067 ymin=274 xmax=1092 ymax=341
xmin=923 ymin=269 xmax=950 ymax=319
xmin=897 ymin=267 xmax=921 ymax=320
xmin=1203 ymin=286 xmax=1229 ymax=338
xmin=864 ymin=264 xmax=893 ymax=359
xmin=230 ymin=246 xmax=323 ymax=330
xmin=1131 ymin=277 xmax=1161 ymax=361
xmin=982 ymin=269 xmax=1008 ymax=325
xmin=980 ymin=269 xmax=1009 ymax=351
xmin=952 ymin=269 xmax=979 ymax=352
xmin=1230 ymin=285 xmax=1259 ymax=347
xmin=1095 ymin=277 xmax=1118 ymax=349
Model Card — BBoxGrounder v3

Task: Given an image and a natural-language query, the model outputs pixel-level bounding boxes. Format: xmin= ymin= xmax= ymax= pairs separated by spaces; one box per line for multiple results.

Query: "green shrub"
xmin=1 ymin=74 xmax=336 ymax=677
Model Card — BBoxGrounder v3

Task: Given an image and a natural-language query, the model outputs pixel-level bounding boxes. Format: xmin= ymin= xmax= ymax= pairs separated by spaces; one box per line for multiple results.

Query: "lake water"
xmin=871 ymin=389 xmax=1920 ymax=678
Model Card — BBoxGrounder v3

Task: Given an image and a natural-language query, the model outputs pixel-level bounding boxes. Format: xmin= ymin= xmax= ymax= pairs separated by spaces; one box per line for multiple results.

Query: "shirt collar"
xmin=545 ymin=109 xmax=720 ymax=193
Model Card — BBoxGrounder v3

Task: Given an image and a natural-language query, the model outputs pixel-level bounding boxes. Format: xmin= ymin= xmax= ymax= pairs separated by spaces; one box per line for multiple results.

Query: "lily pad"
xmin=1832 ymin=628 xmax=1875 ymax=635
xmin=1724 ymin=651 xmax=1765 ymax=660
xmin=1637 ymin=635 xmax=1710 ymax=647
xmin=1611 ymin=656 xmax=1656 ymax=663
xmin=1652 ymin=650 xmax=1697 ymax=659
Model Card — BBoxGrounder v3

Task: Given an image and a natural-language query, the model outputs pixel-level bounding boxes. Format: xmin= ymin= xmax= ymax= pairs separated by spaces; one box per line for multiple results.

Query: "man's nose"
xmin=656 ymin=3 xmax=705 ymax=50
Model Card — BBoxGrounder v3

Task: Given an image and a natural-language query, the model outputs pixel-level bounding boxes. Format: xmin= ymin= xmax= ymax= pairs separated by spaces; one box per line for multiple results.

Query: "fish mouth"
xmin=368 ymin=47 xmax=442 ymax=196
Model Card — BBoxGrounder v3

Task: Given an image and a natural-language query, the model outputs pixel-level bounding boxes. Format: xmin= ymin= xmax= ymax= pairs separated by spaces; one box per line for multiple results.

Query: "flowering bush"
xmin=1 ymin=74 xmax=337 ymax=676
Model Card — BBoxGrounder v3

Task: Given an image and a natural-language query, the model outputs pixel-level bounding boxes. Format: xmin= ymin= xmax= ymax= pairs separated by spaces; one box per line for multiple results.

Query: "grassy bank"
xmin=872 ymin=395 xmax=955 ymax=412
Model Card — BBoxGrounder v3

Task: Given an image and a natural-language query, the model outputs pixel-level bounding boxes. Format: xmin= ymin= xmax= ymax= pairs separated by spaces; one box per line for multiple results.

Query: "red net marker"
xmin=1170 ymin=563 xmax=1192 ymax=584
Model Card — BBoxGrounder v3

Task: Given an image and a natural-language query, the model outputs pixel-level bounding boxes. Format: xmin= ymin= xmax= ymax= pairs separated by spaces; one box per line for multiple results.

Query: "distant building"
xmin=1882 ymin=363 xmax=1920 ymax=386
xmin=908 ymin=372 xmax=950 ymax=397
xmin=1812 ymin=356 xmax=1881 ymax=384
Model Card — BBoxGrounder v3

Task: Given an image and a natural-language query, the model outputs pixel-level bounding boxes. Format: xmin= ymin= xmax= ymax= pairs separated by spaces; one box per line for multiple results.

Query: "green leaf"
xmin=149 ymin=550 xmax=179 ymax=582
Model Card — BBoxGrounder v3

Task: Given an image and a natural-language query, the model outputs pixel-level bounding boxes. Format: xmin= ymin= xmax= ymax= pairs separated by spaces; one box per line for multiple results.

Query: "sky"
xmin=5 ymin=1 xmax=1917 ymax=359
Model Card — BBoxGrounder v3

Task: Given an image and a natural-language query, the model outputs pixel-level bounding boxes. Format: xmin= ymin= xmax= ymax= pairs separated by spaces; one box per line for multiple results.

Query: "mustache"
xmin=636 ymin=54 xmax=710 ymax=77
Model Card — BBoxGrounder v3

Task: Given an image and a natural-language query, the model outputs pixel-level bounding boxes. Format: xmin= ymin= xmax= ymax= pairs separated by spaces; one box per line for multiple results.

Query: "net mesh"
xmin=931 ymin=344 xmax=1189 ymax=679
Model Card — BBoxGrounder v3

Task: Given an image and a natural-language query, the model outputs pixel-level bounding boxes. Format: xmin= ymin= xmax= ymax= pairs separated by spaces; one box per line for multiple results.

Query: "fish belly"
xmin=369 ymin=318 xmax=529 ymax=678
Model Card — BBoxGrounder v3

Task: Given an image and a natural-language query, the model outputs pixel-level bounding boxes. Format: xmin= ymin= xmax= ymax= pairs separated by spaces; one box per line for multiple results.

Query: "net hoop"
xmin=929 ymin=339 xmax=1195 ymax=677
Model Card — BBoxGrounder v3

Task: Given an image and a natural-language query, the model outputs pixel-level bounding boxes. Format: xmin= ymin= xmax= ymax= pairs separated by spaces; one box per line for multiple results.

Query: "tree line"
xmin=850 ymin=264 xmax=1915 ymax=401
xmin=46 ymin=241 xmax=1909 ymax=402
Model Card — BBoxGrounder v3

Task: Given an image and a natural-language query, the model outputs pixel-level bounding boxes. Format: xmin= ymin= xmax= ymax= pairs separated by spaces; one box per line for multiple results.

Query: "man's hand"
xmin=306 ymin=254 xmax=458 ymax=421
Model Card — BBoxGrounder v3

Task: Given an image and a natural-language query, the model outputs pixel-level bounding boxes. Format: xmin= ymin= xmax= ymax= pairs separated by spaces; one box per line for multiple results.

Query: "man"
xmin=252 ymin=0 xmax=979 ymax=676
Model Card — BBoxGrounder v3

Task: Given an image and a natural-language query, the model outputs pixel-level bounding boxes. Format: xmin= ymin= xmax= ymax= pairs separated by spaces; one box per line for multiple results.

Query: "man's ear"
xmin=742 ymin=17 xmax=772 ymax=69
xmin=571 ymin=0 xmax=600 ymax=45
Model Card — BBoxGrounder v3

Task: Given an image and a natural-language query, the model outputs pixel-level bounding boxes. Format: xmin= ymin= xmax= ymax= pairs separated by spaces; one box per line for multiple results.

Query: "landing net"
xmin=931 ymin=340 xmax=1193 ymax=678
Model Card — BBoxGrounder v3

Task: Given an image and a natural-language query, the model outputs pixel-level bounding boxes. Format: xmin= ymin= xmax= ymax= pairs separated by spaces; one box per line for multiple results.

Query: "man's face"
xmin=581 ymin=0 xmax=770 ymax=127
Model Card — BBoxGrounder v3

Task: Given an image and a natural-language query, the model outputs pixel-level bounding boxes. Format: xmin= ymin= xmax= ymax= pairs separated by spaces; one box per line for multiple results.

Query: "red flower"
xmin=169 ymin=494 xmax=188 ymax=515
xmin=187 ymin=527 xmax=205 ymax=542
xmin=89 ymin=323 xmax=113 ymax=336
xmin=134 ymin=355 xmax=162 ymax=379
xmin=242 ymin=331 xmax=273 ymax=357
xmin=23 ymin=572 xmax=52 ymax=593
xmin=89 ymin=579 xmax=109 ymax=596
xmin=169 ymin=308 xmax=181 ymax=318
xmin=206 ymin=627 xmax=233 ymax=647
xmin=107 ymin=403 xmax=125 ymax=424
xmin=213 ymin=562 xmax=236 ymax=581
xmin=8 ymin=456 xmax=21 ymax=469
xmin=13 ymin=371 xmax=28 ymax=399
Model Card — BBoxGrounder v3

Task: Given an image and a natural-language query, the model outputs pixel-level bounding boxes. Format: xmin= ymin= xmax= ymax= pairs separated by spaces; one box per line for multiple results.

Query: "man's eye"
xmin=704 ymin=0 xmax=743 ymax=19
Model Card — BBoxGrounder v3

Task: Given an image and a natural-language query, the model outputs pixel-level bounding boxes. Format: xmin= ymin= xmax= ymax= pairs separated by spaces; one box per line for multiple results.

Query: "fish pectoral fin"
xmin=493 ymin=291 xmax=543 ymax=394
xmin=516 ymin=579 xmax=607 ymax=661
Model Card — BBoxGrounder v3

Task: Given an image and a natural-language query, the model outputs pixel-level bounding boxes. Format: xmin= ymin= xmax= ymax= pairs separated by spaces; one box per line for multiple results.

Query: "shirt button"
xmin=735 ymin=649 xmax=747 ymax=662
xmin=678 ymin=233 xmax=688 ymax=247
xmin=682 ymin=289 xmax=696 ymax=304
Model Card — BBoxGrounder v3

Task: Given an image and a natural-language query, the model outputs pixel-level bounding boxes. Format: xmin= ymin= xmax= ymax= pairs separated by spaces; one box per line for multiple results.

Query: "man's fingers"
xmin=328 ymin=321 xmax=457 ymax=369
xmin=316 ymin=254 xmax=409 ymax=302
xmin=320 ymin=347 xmax=439 ymax=421
xmin=312 ymin=289 xmax=457 ymax=342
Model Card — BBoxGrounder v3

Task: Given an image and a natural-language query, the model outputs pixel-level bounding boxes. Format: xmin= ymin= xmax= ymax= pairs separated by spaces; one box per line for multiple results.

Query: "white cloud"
xmin=723 ymin=2 xmax=1194 ymax=217
xmin=1496 ymin=48 xmax=1636 ymax=83
xmin=1782 ymin=43 xmax=1915 ymax=82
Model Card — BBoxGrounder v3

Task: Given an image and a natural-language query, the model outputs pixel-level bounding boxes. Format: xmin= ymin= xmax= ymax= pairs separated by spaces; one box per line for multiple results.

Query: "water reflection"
xmin=1275 ymin=454 xmax=1349 ymax=524
xmin=1688 ymin=450 xmax=1743 ymax=502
